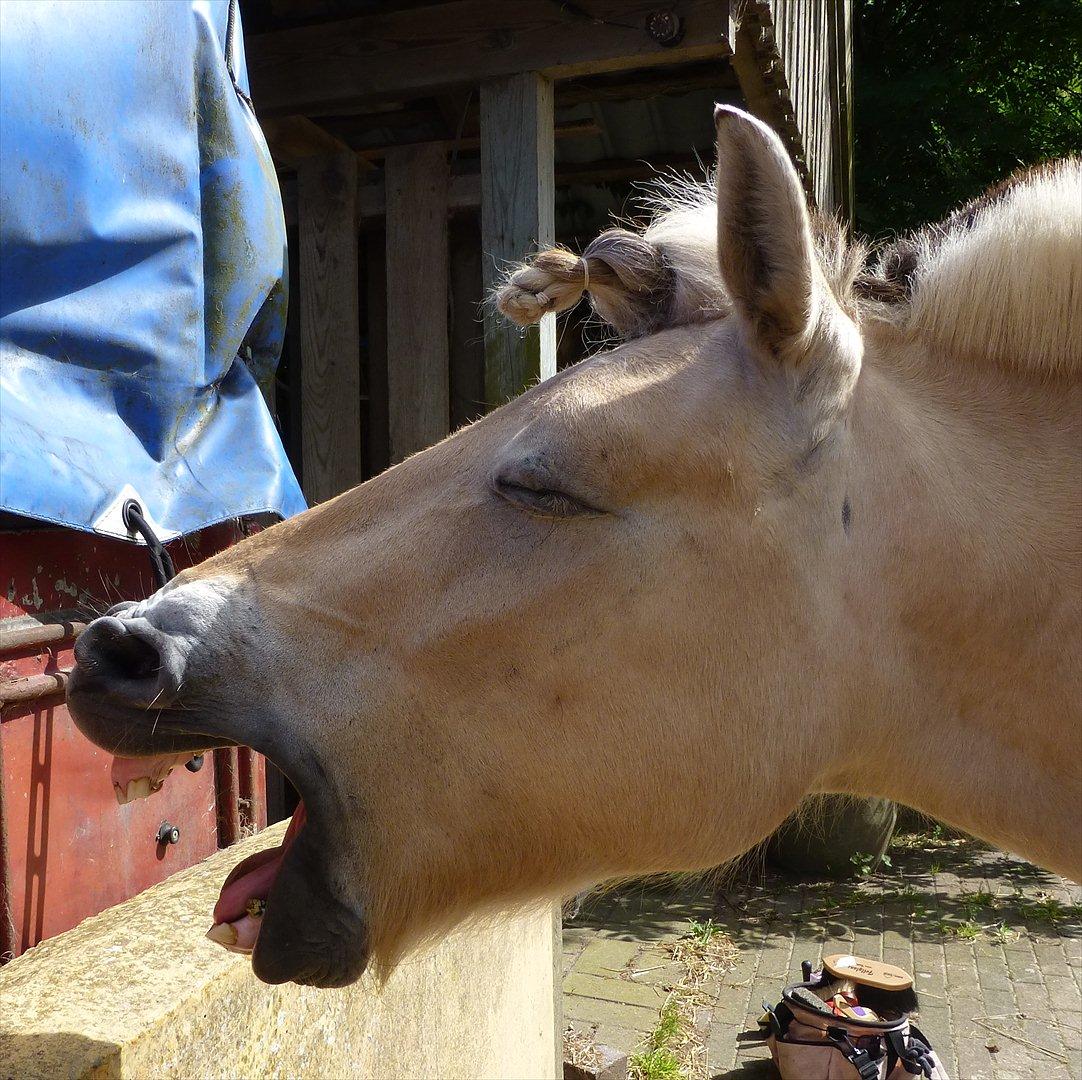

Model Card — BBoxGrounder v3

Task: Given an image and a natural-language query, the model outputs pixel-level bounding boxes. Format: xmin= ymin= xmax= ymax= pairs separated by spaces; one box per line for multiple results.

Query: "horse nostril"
xmin=76 ymin=616 xmax=161 ymax=683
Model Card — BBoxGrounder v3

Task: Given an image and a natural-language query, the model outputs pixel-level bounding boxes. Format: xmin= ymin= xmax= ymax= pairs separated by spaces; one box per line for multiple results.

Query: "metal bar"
xmin=0 ymin=725 xmax=15 ymax=963
xmin=237 ymin=747 xmax=261 ymax=834
xmin=213 ymin=747 xmax=243 ymax=847
xmin=0 ymin=612 xmax=87 ymax=653
xmin=0 ymin=672 xmax=69 ymax=706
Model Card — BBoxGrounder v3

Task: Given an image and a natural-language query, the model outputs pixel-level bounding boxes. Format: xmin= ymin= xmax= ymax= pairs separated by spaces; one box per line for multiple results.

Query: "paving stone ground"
xmin=562 ymin=829 xmax=1082 ymax=1080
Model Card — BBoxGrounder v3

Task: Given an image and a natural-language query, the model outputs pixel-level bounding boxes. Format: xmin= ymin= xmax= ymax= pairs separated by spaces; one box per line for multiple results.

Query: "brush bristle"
xmin=812 ymin=973 xmax=853 ymax=1000
xmin=811 ymin=970 xmax=918 ymax=1018
xmin=855 ymin=983 xmax=919 ymax=1018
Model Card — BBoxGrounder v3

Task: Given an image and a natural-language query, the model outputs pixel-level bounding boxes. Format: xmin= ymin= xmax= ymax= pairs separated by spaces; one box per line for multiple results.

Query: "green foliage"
xmin=938 ymin=918 xmax=982 ymax=940
xmin=686 ymin=918 xmax=722 ymax=945
xmin=958 ymin=889 xmax=997 ymax=919
xmin=854 ymin=0 xmax=1082 ymax=238
xmin=630 ymin=1001 xmax=691 ymax=1080
xmin=650 ymin=1002 xmax=686 ymax=1050
xmin=629 ymin=1047 xmax=683 ymax=1080
xmin=849 ymin=850 xmax=891 ymax=876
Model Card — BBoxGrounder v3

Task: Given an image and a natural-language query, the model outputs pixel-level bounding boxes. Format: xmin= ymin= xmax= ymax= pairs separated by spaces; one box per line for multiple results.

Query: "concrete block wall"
xmin=0 ymin=821 xmax=559 ymax=1079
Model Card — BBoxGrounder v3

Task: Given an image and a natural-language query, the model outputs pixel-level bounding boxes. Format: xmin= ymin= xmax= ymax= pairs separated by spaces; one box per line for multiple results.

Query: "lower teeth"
xmin=245 ymin=898 xmax=266 ymax=919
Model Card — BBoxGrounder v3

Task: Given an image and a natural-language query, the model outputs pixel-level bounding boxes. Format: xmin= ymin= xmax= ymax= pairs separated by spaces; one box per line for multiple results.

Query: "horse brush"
xmin=816 ymin=954 xmax=919 ymax=1018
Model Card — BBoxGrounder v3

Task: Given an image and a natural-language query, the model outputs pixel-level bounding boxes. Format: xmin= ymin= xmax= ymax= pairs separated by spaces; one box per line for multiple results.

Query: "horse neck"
xmin=826 ymin=330 xmax=1081 ymax=877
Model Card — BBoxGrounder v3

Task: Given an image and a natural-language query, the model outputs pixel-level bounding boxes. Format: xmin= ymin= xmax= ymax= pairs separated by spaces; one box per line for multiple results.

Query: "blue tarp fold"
xmin=0 ymin=0 xmax=305 ymax=540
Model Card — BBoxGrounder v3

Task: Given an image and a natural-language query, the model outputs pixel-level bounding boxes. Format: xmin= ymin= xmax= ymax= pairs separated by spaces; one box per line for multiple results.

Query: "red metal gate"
xmin=0 ymin=521 xmax=267 ymax=960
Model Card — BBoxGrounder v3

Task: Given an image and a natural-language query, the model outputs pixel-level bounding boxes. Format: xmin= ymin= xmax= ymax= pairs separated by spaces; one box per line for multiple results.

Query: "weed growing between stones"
xmin=628 ymin=921 xmax=739 ymax=1079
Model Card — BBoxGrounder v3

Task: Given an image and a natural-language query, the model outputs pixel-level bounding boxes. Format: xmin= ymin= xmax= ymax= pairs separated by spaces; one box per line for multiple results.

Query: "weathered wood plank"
xmin=385 ymin=143 xmax=450 ymax=462
xmin=480 ymin=73 xmax=555 ymax=407
xmin=298 ymin=150 xmax=362 ymax=503
xmin=449 ymin=215 xmax=485 ymax=431
xmin=748 ymin=0 xmax=852 ymax=216
xmin=362 ymin=228 xmax=390 ymax=478
xmin=261 ymin=115 xmax=351 ymax=168
xmin=358 ymin=148 xmax=724 ymax=225
xmin=357 ymin=120 xmax=600 ymax=165
xmin=247 ymin=0 xmax=730 ymax=116
xmin=359 ymin=173 xmax=480 ymax=223
xmin=558 ymin=58 xmax=737 ymax=106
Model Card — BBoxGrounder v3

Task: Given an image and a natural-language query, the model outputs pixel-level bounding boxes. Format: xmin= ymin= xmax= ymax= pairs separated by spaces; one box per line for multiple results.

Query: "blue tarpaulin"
xmin=0 ymin=0 xmax=305 ymax=541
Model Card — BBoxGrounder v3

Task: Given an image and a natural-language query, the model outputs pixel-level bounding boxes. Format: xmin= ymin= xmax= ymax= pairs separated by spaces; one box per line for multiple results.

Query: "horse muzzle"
xmin=67 ymin=588 xmax=371 ymax=989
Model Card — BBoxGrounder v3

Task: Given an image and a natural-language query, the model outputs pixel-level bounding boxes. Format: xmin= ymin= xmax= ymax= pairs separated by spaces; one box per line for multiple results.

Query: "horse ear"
xmin=713 ymin=105 xmax=823 ymax=360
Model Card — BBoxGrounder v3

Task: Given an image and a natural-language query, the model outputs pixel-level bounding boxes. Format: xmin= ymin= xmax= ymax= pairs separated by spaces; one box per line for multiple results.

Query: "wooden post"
xmin=297 ymin=150 xmax=362 ymax=503
xmin=449 ymin=214 xmax=485 ymax=430
xmin=385 ymin=143 xmax=450 ymax=462
xmin=480 ymin=72 xmax=555 ymax=408
xmin=363 ymin=227 xmax=390 ymax=477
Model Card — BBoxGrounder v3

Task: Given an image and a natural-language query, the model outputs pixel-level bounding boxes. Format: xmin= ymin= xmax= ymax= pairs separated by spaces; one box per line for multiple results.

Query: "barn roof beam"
xmin=246 ymin=0 xmax=732 ymax=116
xmin=354 ymin=148 xmax=714 ymax=223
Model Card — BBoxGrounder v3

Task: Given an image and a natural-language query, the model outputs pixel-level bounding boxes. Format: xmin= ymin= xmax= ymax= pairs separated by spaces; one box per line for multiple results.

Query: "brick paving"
xmin=562 ymin=830 xmax=1082 ymax=1079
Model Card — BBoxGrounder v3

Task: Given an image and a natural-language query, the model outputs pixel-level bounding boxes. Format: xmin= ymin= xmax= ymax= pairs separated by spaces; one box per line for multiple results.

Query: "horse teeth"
xmin=129 ymin=777 xmax=153 ymax=801
xmin=114 ymin=777 xmax=156 ymax=804
xmin=206 ymin=922 xmax=238 ymax=947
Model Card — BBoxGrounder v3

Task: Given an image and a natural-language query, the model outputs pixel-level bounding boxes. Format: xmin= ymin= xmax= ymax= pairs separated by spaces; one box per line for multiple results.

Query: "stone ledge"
xmin=0 ymin=820 xmax=557 ymax=1079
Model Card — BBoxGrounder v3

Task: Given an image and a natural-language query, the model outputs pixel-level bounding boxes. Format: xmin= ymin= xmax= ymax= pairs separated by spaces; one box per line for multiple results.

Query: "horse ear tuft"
xmin=714 ymin=106 xmax=861 ymax=425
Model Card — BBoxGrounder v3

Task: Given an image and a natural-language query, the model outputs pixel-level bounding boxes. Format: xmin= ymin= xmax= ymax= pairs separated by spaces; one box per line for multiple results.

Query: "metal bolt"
xmin=646 ymin=10 xmax=684 ymax=47
xmin=156 ymin=821 xmax=181 ymax=846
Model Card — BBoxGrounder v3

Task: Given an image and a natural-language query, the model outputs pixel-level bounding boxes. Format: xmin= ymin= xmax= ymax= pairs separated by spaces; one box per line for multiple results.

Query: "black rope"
xmin=121 ymin=499 xmax=176 ymax=590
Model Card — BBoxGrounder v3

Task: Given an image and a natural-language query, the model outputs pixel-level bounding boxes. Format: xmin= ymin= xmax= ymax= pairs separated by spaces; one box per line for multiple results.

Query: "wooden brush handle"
xmin=822 ymin=953 xmax=913 ymax=990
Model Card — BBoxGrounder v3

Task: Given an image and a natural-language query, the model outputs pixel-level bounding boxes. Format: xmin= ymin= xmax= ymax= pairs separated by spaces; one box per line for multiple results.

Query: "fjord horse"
xmin=69 ymin=108 xmax=1081 ymax=987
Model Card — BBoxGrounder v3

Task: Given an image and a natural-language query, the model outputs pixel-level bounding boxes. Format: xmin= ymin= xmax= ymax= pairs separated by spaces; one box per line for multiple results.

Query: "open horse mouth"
xmin=110 ymin=753 xmax=310 ymax=959
xmin=67 ymin=613 xmax=370 ymax=988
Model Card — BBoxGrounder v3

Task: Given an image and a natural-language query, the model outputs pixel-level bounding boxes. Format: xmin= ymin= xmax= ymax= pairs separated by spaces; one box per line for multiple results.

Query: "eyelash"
xmin=495 ymin=480 xmax=595 ymax=518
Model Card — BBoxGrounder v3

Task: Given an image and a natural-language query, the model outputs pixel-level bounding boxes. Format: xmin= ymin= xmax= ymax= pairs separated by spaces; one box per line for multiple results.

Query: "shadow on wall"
xmin=714 ymin=1059 xmax=777 ymax=1080
xmin=0 ymin=1030 xmax=121 ymax=1080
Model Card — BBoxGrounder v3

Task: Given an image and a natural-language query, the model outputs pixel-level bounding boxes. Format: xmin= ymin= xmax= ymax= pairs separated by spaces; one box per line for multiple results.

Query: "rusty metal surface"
xmin=0 ymin=611 xmax=87 ymax=652
xmin=213 ymin=747 xmax=268 ymax=847
xmin=1 ymin=698 xmax=221 ymax=959
xmin=0 ymin=523 xmax=268 ymax=960
xmin=0 ymin=672 xmax=69 ymax=705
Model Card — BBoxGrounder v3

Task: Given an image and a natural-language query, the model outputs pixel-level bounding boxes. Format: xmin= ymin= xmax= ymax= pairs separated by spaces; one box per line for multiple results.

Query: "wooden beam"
xmin=449 ymin=215 xmax=485 ymax=430
xmin=298 ymin=150 xmax=362 ymax=503
xmin=363 ymin=229 xmax=390 ymax=477
xmin=480 ymin=73 xmax=555 ymax=407
xmin=247 ymin=0 xmax=730 ymax=116
xmin=385 ymin=143 xmax=451 ymax=462
xmin=359 ymin=173 xmax=480 ymax=223
xmin=262 ymin=115 xmax=353 ymax=168
xmin=555 ymin=150 xmax=714 ymax=187
xmin=358 ymin=146 xmax=717 ymax=223
xmin=728 ymin=1 xmax=813 ymax=200
xmin=357 ymin=120 xmax=601 ymax=165
xmin=557 ymin=56 xmax=737 ymax=106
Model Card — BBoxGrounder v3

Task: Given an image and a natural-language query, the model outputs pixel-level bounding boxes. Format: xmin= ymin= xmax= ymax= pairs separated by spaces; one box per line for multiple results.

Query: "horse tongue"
xmin=110 ymin=752 xmax=193 ymax=805
xmin=206 ymin=803 xmax=308 ymax=956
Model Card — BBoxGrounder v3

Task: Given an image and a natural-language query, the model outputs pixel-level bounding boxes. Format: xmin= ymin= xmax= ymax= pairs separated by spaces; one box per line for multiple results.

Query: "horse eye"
xmin=493 ymin=474 xmax=596 ymax=517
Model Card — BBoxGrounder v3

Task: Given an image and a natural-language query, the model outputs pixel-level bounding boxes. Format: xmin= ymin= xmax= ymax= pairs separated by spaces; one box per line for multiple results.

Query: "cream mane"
xmin=865 ymin=158 xmax=1082 ymax=375
xmin=497 ymin=159 xmax=1082 ymax=377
